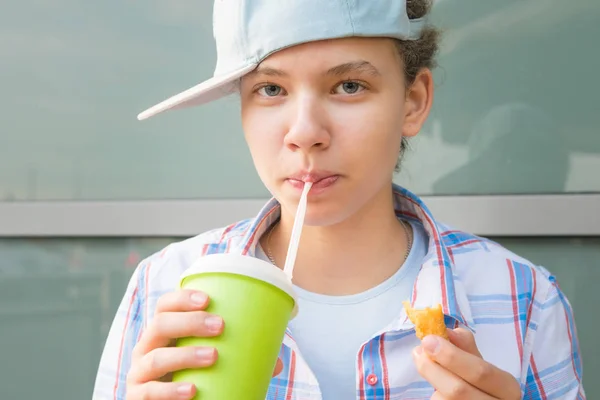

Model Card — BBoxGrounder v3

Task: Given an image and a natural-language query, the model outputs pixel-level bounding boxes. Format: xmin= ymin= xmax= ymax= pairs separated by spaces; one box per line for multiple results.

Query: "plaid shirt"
xmin=92 ymin=185 xmax=585 ymax=399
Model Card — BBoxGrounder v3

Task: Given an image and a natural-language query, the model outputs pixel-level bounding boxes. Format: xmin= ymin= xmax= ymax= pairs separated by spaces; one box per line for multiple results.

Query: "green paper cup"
xmin=172 ymin=253 xmax=298 ymax=400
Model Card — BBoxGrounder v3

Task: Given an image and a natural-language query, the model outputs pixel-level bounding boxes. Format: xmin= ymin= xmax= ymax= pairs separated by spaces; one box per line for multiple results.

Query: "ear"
xmin=402 ymin=68 xmax=434 ymax=138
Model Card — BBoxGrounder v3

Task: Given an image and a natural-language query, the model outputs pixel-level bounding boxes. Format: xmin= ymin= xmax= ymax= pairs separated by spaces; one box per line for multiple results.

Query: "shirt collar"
xmin=235 ymin=183 xmax=475 ymax=332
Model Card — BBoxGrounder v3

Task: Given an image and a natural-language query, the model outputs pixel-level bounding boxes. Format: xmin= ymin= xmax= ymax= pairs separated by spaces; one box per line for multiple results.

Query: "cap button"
xmin=366 ymin=373 xmax=378 ymax=386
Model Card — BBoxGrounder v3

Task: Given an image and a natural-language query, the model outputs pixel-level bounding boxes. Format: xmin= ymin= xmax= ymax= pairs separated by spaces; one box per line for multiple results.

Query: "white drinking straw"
xmin=283 ymin=182 xmax=312 ymax=279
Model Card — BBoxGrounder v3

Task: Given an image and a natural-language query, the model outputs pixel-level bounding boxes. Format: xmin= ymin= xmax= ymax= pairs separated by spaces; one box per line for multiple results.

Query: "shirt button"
xmin=366 ymin=373 xmax=378 ymax=386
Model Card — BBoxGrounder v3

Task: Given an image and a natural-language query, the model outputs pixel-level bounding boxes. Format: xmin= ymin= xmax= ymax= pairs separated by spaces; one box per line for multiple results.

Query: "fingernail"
xmin=205 ymin=316 xmax=223 ymax=332
xmin=176 ymin=383 xmax=193 ymax=396
xmin=413 ymin=346 xmax=423 ymax=357
xmin=191 ymin=292 xmax=207 ymax=306
xmin=422 ymin=335 xmax=440 ymax=355
xmin=196 ymin=347 xmax=215 ymax=360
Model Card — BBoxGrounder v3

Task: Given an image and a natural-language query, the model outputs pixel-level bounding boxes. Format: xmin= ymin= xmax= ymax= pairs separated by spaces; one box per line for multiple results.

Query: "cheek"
xmin=333 ymin=101 xmax=403 ymax=168
xmin=242 ymin=106 xmax=283 ymax=176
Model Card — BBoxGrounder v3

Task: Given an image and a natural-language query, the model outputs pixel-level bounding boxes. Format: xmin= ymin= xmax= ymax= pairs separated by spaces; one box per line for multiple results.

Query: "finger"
xmin=430 ymin=391 xmax=445 ymax=400
xmin=135 ymin=311 xmax=224 ymax=355
xmin=421 ymin=335 xmax=521 ymax=399
xmin=155 ymin=290 xmax=209 ymax=313
xmin=413 ymin=347 xmax=494 ymax=400
xmin=273 ymin=357 xmax=284 ymax=377
xmin=447 ymin=328 xmax=482 ymax=358
xmin=129 ymin=346 xmax=217 ymax=383
xmin=127 ymin=381 xmax=196 ymax=400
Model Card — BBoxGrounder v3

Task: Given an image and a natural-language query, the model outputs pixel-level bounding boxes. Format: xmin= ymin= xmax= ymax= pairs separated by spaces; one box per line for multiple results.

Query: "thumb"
xmin=447 ymin=327 xmax=482 ymax=358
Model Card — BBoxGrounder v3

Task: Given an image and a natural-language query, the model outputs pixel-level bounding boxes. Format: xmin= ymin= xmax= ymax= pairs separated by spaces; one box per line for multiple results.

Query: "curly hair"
xmin=396 ymin=0 xmax=441 ymax=171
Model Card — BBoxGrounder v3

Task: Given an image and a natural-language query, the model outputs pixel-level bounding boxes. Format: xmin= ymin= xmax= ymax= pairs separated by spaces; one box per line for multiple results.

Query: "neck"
xmin=263 ymin=185 xmax=412 ymax=296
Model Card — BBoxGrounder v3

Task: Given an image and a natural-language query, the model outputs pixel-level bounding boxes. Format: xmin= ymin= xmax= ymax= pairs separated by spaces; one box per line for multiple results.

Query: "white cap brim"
xmin=137 ymin=63 xmax=258 ymax=121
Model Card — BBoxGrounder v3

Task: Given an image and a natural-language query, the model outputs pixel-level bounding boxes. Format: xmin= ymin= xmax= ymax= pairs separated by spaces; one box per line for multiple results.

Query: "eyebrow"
xmin=251 ymin=60 xmax=381 ymax=78
xmin=326 ymin=61 xmax=381 ymax=77
xmin=252 ymin=66 xmax=288 ymax=77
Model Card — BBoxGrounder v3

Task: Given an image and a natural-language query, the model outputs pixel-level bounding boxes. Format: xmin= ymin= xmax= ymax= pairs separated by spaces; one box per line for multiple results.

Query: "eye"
xmin=333 ymin=81 xmax=365 ymax=95
xmin=257 ymin=84 xmax=284 ymax=97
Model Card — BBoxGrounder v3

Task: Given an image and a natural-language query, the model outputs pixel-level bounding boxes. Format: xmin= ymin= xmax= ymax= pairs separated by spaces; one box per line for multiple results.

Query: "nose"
xmin=284 ymin=96 xmax=330 ymax=153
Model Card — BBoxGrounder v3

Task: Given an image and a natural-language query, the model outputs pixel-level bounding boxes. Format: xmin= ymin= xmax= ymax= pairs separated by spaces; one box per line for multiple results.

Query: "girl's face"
xmin=240 ymin=37 xmax=433 ymax=226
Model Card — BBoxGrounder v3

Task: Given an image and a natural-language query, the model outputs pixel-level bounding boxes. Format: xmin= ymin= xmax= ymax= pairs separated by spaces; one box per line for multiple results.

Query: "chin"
xmin=273 ymin=179 xmax=369 ymax=227
xmin=289 ymin=201 xmax=354 ymax=227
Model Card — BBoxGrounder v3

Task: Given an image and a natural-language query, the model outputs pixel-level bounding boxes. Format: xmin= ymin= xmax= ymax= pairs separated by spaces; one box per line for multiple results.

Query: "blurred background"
xmin=0 ymin=0 xmax=598 ymax=398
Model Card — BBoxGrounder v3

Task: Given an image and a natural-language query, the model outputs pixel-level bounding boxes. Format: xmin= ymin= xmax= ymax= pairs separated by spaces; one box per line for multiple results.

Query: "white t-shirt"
xmin=256 ymin=220 xmax=427 ymax=399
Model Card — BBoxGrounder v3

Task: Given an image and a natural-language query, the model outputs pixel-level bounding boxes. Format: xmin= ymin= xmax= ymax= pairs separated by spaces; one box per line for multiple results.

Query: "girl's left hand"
xmin=412 ymin=328 xmax=522 ymax=400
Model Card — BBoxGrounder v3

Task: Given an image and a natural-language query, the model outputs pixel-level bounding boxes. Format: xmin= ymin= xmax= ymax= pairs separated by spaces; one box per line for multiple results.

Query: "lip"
xmin=286 ymin=170 xmax=340 ymax=192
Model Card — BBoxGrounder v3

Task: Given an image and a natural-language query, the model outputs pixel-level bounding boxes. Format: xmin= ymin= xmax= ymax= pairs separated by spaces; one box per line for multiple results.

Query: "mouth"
xmin=286 ymin=171 xmax=340 ymax=192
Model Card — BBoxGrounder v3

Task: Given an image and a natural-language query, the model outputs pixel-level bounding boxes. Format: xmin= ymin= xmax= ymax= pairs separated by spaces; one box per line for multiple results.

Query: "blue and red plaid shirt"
xmin=92 ymin=185 xmax=585 ymax=399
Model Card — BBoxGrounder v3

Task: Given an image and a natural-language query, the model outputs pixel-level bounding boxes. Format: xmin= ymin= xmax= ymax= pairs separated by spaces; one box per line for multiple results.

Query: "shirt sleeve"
xmin=92 ymin=263 xmax=147 ymax=400
xmin=523 ymin=276 xmax=585 ymax=400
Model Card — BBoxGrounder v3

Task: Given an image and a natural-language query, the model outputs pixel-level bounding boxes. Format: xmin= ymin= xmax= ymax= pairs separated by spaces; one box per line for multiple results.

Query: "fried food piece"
xmin=403 ymin=301 xmax=448 ymax=340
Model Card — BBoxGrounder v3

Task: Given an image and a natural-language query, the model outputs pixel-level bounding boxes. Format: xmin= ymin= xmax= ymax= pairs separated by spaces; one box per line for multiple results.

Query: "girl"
xmin=93 ymin=1 xmax=584 ymax=399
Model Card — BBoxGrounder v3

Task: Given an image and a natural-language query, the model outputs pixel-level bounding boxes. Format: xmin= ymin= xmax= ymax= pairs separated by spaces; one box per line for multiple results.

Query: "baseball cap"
xmin=137 ymin=0 xmax=426 ymax=121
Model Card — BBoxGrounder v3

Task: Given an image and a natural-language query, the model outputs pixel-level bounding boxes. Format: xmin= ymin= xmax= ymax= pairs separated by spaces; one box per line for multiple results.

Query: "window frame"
xmin=2 ymin=194 xmax=598 ymax=237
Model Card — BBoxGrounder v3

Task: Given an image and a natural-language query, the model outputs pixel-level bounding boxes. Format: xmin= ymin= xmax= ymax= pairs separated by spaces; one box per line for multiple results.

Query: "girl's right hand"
xmin=125 ymin=289 xmax=224 ymax=400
